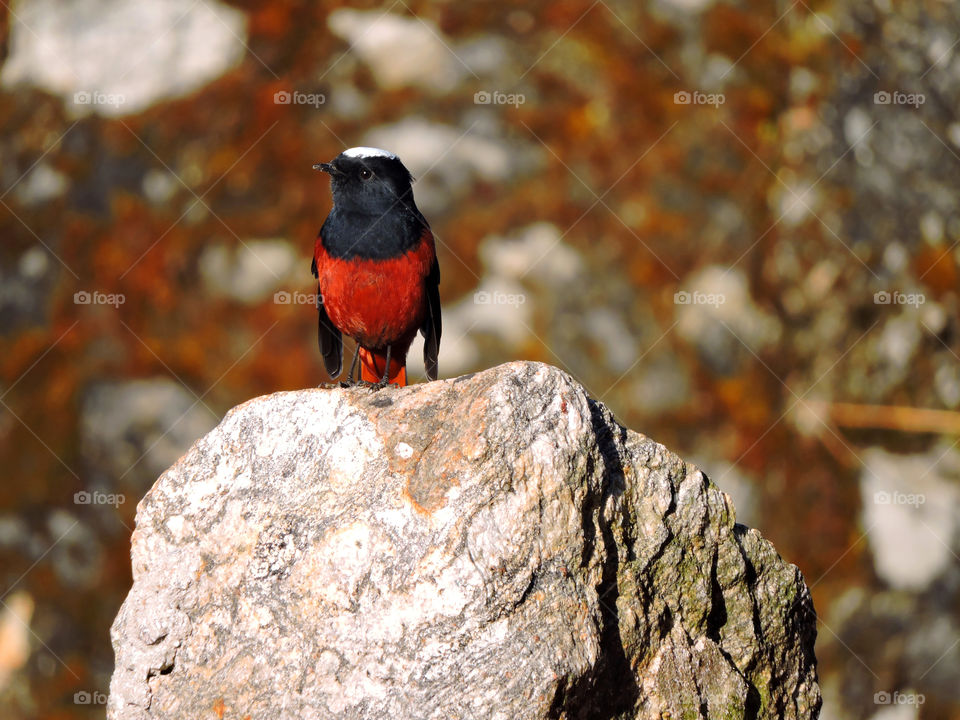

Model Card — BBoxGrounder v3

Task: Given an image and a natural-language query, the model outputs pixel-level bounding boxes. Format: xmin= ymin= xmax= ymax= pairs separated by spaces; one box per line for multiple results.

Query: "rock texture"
xmin=108 ymin=362 xmax=820 ymax=719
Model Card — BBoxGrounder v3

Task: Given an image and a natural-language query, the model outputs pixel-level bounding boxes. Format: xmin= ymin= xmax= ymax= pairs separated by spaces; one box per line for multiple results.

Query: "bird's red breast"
xmin=314 ymin=227 xmax=436 ymax=352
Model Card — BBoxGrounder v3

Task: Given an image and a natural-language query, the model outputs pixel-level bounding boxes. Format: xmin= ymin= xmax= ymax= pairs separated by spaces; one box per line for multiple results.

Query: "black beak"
xmin=313 ymin=162 xmax=342 ymax=175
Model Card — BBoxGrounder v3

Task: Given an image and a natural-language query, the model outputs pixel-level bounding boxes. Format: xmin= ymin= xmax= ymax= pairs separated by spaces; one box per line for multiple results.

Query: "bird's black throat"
xmin=321 ymin=204 xmax=427 ymax=261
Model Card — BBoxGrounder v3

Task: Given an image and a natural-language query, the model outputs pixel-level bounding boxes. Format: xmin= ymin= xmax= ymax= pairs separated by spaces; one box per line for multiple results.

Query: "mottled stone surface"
xmin=108 ymin=362 xmax=820 ymax=719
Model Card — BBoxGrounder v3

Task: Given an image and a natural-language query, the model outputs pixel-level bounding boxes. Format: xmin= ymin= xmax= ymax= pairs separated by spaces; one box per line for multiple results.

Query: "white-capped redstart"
xmin=311 ymin=147 xmax=441 ymax=387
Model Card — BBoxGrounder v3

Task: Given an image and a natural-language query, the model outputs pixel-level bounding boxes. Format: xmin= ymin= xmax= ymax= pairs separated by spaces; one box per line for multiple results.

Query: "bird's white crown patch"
xmin=342 ymin=146 xmax=397 ymax=160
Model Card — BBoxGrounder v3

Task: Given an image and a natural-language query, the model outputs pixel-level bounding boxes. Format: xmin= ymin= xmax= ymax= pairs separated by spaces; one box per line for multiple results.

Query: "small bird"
xmin=311 ymin=147 xmax=441 ymax=387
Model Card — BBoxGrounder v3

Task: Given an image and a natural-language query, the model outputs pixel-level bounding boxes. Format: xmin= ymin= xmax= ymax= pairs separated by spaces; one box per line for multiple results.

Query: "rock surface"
xmin=108 ymin=362 xmax=820 ymax=719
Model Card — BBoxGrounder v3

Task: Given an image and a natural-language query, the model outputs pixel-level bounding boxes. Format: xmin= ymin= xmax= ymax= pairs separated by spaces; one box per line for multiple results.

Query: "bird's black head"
xmin=314 ymin=147 xmax=416 ymax=216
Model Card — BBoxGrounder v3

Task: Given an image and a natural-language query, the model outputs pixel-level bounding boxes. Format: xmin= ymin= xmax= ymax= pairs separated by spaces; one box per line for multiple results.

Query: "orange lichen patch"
xmin=404 ymin=469 xmax=461 ymax=515
xmin=402 ymin=484 xmax=433 ymax=516
xmin=194 ymin=556 xmax=207 ymax=582
xmin=212 ymin=697 xmax=226 ymax=719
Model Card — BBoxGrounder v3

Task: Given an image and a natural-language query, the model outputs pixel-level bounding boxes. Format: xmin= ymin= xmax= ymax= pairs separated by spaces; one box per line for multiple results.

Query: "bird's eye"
xmin=359 ymin=168 xmax=373 ymax=181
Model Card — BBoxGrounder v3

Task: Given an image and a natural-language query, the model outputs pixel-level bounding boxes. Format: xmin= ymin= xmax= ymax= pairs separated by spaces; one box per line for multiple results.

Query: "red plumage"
xmin=314 ymin=228 xmax=436 ymax=386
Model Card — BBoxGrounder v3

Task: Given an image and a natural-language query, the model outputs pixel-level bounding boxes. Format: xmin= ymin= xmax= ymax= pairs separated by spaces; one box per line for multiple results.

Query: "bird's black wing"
xmin=421 ymin=254 xmax=441 ymax=380
xmin=312 ymin=255 xmax=342 ymax=378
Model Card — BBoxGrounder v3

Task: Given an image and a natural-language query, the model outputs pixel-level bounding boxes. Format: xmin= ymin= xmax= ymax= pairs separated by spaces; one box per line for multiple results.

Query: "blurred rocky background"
xmin=0 ymin=0 xmax=957 ymax=718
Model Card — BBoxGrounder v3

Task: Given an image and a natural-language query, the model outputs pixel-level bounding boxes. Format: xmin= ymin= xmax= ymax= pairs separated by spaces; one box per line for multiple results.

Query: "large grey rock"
xmin=108 ymin=362 xmax=820 ymax=719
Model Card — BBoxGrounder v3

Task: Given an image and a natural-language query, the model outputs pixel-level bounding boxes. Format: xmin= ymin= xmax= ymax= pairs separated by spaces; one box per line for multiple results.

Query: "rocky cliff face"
xmin=108 ymin=362 xmax=820 ymax=719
